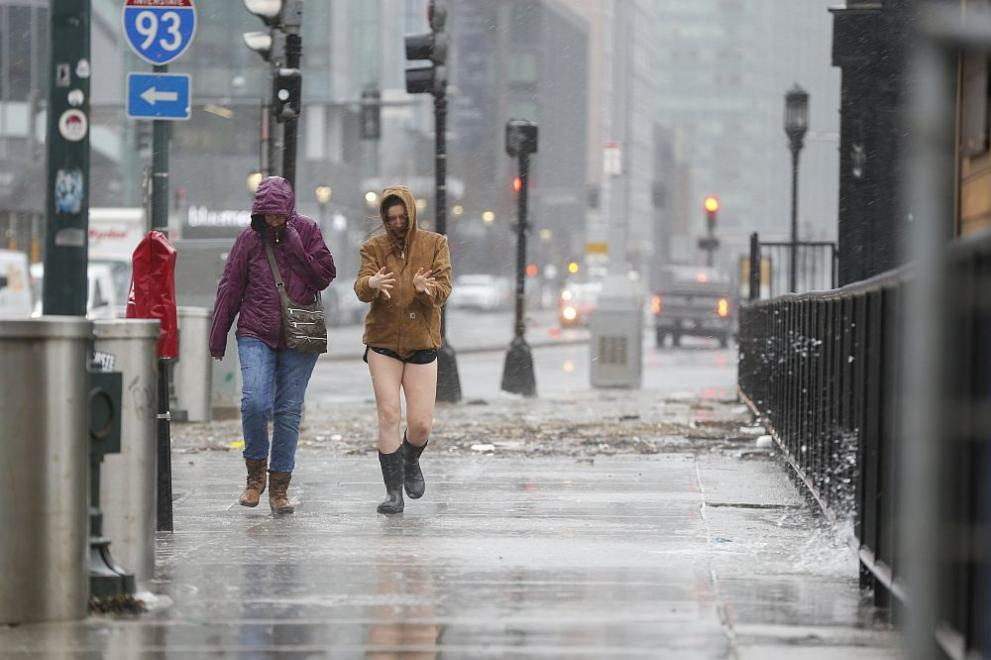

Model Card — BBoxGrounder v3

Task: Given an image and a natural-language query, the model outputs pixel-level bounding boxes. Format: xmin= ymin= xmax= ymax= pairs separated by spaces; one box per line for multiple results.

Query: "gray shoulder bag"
xmin=264 ymin=242 xmax=328 ymax=354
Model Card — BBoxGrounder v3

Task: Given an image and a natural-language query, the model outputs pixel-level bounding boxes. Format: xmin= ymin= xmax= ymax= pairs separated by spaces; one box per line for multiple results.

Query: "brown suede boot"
xmin=269 ymin=471 xmax=294 ymax=514
xmin=238 ymin=458 xmax=267 ymax=507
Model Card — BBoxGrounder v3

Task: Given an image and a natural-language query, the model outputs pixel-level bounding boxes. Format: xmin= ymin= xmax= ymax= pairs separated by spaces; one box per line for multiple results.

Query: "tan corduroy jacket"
xmin=353 ymin=186 xmax=453 ymax=357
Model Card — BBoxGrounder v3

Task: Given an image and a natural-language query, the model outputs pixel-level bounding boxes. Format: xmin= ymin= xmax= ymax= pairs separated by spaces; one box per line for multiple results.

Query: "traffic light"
xmin=513 ymin=176 xmax=522 ymax=194
xmin=360 ymin=88 xmax=381 ymax=140
xmin=405 ymin=0 xmax=447 ymax=95
xmin=273 ymin=56 xmax=301 ymax=122
xmin=506 ymin=119 xmax=538 ymax=157
xmin=703 ymin=195 xmax=719 ymax=232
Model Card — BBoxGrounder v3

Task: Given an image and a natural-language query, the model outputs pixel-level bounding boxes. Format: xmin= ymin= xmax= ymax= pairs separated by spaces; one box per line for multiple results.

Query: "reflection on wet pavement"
xmin=0 ymin=450 xmax=899 ymax=657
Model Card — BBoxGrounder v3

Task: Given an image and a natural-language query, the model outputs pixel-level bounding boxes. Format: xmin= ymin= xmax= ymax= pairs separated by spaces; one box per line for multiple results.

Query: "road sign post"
xmin=122 ymin=0 xmax=196 ymax=535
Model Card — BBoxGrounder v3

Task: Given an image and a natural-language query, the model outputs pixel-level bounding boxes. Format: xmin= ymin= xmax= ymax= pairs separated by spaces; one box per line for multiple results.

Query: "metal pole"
xmin=903 ymin=21 xmax=957 ymax=660
xmin=151 ymin=64 xmax=174 ymax=532
xmin=151 ymin=66 xmax=169 ymax=233
xmin=434 ymin=90 xmax=462 ymax=402
xmin=501 ymin=152 xmax=536 ymax=397
xmin=749 ymin=232 xmax=761 ymax=302
xmin=515 ymin=153 xmax=529 ymax=340
xmin=282 ymin=33 xmax=302 ymax=189
xmin=42 ymin=1 xmax=90 ymax=316
xmin=789 ymin=145 xmax=800 ymax=293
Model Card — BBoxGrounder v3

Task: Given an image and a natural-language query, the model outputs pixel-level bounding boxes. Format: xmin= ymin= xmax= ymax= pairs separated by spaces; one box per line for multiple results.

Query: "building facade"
xmin=447 ymin=0 xmax=588 ymax=278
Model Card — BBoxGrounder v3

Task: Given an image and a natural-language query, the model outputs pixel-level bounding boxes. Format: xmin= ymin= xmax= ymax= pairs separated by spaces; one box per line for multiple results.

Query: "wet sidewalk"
xmin=1 ymin=397 xmax=900 ymax=658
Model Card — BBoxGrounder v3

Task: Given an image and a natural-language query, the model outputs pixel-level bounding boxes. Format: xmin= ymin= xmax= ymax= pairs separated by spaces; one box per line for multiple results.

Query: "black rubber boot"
xmin=403 ymin=433 xmax=427 ymax=499
xmin=377 ymin=448 xmax=405 ymax=514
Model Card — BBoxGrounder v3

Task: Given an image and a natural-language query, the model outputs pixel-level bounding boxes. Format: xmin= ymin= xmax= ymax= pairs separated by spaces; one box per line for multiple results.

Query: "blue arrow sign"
xmin=122 ymin=0 xmax=197 ymax=66
xmin=127 ymin=73 xmax=191 ymax=121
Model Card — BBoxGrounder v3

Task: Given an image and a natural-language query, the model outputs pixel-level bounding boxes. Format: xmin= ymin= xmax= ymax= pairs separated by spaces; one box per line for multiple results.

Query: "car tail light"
xmin=717 ymin=298 xmax=729 ymax=318
xmin=650 ymin=295 xmax=662 ymax=315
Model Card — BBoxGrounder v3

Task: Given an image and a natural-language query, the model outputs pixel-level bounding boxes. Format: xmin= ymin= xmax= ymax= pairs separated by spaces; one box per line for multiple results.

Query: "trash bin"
xmin=172 ymin=306 xmax=211 ymax=422
xmin=93 ymin=318 xmax=160 ymax=587
xmin=211 ymin=315 xmax=242 ymax=420
xmin=0 ymin=317 xmax=92 ymax=623
xmin=589 ymin=274 xmax=643 ymax=388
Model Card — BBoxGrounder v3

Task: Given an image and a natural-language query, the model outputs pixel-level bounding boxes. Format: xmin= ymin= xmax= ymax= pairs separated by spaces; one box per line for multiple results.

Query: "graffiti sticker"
xmin=56 ymin=63 xmax=71 ymax=87
xmin=58 ymin=109 xmax=87 ymax=142
xmin=55 ymin=168 xmax=84 ymax=214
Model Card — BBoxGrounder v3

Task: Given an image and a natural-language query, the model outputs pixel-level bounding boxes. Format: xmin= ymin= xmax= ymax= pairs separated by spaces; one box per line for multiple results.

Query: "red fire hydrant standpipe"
xmin=127 ymin=230 xmax=178 ymax=532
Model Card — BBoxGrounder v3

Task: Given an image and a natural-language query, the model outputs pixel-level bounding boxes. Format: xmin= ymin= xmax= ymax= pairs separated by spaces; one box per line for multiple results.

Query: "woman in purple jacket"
xmin=209 ymin=176 xmax=336 ymax=514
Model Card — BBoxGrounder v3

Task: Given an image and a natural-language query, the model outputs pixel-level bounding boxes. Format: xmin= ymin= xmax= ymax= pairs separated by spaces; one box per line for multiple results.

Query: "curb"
xmin=320 ymin=336 xmax=590 ymax=362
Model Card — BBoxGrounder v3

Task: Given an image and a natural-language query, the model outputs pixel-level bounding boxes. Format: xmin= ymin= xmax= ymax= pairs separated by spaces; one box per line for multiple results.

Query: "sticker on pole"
xmin=58 ymin=109 xmax=88 ymax=142
xmin=122 ymin=0 xmax=196 ymax=66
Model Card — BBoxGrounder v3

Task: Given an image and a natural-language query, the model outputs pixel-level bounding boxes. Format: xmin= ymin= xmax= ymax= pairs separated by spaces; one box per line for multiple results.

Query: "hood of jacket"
xmin=250 ymin=176 xmax=296 ymax=232
xmin=379 ymin=185 xmax=418 ymax=254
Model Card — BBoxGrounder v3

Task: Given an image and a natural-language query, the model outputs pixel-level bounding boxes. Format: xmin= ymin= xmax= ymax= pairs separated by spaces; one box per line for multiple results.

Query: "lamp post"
xmin=784 ymin=83 xmax=809 ymax=293
xmin=501 ymin=119 xmax=538 ymax=397
xmin=315 ymin=184 xmax=332 ymax=226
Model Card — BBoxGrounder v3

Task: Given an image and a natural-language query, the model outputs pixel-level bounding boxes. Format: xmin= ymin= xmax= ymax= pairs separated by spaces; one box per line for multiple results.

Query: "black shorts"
xmin=363 ymin=345 xmax=438 ymax=365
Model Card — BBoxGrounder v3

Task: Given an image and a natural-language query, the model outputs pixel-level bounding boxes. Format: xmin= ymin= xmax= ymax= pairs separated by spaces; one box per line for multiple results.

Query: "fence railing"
xmin=742 ymin=233 xmax=838 ymax=300
xmin=737 ymin=229 xmax=991 ymax=659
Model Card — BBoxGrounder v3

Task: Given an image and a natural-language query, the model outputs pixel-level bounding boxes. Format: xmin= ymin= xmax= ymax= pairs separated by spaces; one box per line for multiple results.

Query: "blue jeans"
xmin=237 ymin=336 xmax=319 ymax=473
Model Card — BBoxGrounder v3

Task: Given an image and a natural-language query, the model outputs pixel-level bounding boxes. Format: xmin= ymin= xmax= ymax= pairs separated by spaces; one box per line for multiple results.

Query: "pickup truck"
xmin=650 ymin=266 xmax=735 ymax=348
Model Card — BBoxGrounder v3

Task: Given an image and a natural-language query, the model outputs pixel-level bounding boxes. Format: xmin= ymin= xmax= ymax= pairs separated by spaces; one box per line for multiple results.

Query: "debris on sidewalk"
xmin=172 ymin=391 xmax=758 ymax=459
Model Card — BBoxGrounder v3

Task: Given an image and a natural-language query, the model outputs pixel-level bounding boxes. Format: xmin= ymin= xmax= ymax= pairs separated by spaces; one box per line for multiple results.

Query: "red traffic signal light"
xmin=526 ymin=263 xmax=538 ymax=278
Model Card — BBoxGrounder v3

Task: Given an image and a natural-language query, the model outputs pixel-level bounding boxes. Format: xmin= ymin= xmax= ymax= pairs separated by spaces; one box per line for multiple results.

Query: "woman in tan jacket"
xmin=354 ymin=186 xmax=453 ymax=514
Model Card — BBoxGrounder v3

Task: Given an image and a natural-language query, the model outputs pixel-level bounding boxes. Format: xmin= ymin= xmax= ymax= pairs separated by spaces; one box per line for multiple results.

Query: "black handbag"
xmin=264 ymin=242 xmax=328 ymax=354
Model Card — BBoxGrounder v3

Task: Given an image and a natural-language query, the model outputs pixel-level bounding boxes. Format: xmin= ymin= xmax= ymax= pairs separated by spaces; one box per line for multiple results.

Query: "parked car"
xmin=0 ymin=250 xmax=33 ymax=317
xmin=30 ymin=261 xmax=124 ymax=319
xmin=558 ymin=280 xmax=602 ymax=327
xmin=447 ymin=274 xmax=511 ymax=312
xmin=323 ymin=285 xmax=366 ymax=327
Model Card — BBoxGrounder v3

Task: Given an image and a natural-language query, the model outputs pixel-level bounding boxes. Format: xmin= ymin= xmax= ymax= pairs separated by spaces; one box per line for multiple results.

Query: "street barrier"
xmin=738 ymin=230 xmax=991 ymax=658
xmin=0 ymin=317 xmax=92 ymax=623
xmin=589 ymin=274 xmax=642 ymax=388
xmin=172 ymin=306 xmax=211 ymax=422
xmin=93 ymin=318 xmax=160 ymax=586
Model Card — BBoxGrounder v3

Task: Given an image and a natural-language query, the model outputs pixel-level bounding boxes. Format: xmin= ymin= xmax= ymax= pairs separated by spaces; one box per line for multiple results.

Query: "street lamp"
xmin=247 ymin=170 xmax=264 ymax=194
xmin=784 ymin=83 xmax=809 ymax=293
xmin=315 ymin=184 xmax=332 ymax=229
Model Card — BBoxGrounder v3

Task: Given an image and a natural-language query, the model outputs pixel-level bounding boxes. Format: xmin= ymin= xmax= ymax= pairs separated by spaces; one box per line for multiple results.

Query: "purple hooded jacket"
xmin=209 ymin=176 xmax=336 ymax=357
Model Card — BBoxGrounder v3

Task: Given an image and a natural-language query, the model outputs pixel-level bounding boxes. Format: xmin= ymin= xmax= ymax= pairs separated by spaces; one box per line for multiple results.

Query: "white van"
xmin=30 ymin=261 xmax=123 ymax=319
xmin=0 ymin=250 xmax=32 ymax=317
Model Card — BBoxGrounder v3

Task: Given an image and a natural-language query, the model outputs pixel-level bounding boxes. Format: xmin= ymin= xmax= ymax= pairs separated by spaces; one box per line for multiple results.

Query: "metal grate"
xmin=597 ymin=336 xmax=627 ymax=365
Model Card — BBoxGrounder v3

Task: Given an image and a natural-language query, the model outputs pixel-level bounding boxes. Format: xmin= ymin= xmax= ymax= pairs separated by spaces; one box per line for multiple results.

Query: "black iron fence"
xmin=737 ymin=230 xmax=991 ymax=659
xmin=742 ymin=233 xmax=838 ymax=300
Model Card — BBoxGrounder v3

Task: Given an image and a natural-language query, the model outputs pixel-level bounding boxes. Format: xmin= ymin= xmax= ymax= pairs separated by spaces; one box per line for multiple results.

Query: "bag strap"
xmin=263 ymin=242 xmax=286 ymax=290
xmin=264 ymin=241 xmax=321 ymax=306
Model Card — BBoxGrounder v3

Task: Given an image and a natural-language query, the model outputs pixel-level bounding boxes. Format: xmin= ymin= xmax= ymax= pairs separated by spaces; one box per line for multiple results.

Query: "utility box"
xmin=589 ymin=274 xmax=643 ymax=388
xmin=172 ymin=306 xmax=212 ymax=422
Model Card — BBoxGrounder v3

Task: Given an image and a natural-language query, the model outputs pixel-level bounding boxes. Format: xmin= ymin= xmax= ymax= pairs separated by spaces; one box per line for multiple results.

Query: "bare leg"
xmin=368 ymin=350 xmax=405 ymax=453
xmin=402 ymin=360 xmax=438 ymax=446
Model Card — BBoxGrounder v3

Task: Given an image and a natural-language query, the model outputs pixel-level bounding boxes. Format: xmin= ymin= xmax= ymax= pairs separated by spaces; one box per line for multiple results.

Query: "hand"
xmin=368 ymin=267 xmax=396 ymax=300
xmin=413 ymin=268 xmax=437 ymax=297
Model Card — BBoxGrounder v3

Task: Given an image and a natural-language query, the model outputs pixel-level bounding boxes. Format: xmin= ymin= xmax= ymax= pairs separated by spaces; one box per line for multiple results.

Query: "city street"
xmin=0 ymin=314 xmax=900 ymax=657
